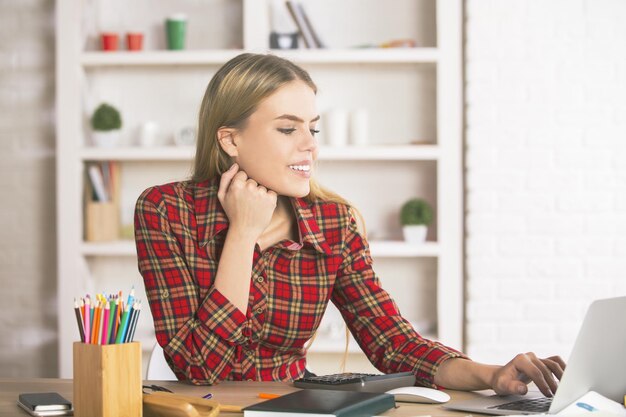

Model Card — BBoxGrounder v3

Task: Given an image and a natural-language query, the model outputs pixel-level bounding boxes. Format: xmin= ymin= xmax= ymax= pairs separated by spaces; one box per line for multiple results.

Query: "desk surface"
xmin=0 ymin=378 xmax=487 ymax=417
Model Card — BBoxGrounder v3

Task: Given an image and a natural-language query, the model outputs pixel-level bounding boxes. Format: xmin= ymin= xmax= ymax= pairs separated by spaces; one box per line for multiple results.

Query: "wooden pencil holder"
xmin=85 ymin=201 xmax=120 ymax=241
xmin=73 ymin=342 xmax=142 ymax=417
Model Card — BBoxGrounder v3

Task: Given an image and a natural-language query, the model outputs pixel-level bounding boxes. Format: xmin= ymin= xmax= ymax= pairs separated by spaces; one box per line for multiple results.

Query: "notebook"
xmin=444 ymin=296 xmax=626 ymax=415
xmin=242 ymin=389 xmax=395 ymax=417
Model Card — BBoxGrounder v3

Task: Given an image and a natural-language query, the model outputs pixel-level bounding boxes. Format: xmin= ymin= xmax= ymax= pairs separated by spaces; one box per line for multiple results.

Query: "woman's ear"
xmin=217 ymin=127 xmax=239 ymax=157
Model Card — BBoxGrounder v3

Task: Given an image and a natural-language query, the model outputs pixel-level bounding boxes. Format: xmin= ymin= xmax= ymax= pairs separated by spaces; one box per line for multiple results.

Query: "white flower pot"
xmin=92 ymin=130 xmax=121 ymax=148
xmin=402 ymin=225 xmax=427 ymax=243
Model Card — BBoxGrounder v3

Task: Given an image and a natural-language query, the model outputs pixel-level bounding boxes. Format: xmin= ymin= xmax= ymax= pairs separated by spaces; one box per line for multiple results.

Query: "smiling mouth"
xmin=288 ymin=164 xmax=311 ymax=172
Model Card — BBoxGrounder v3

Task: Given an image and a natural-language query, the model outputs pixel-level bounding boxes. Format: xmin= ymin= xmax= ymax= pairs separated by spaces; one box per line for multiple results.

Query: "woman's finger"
xmin=542 ymin=357 xmax=565 ymax=381
xmin=528 ymin=354 xmax=558 ymax=396
xmin=217 ymin=163 xmax=239 ymax=201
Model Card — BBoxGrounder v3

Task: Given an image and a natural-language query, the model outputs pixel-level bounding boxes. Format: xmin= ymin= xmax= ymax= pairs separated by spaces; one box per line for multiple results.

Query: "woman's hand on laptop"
xmin=434 ymin=354 xmax=566 ymax=396
xmin=491 ymin=353 xmax=566 ymax=397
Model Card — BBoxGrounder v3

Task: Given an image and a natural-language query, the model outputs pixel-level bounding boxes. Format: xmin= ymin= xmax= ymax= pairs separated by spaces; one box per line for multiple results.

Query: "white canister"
xmin=323 ymin=109 xmax=349 ymax=147
xmin=349 ymin=108 xmax=369 ymax=146
xmin=139 ymin=121 xmax=160 ymax=147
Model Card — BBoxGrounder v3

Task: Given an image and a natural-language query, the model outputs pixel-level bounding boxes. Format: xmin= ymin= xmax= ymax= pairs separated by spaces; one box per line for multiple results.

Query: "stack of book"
xmin=285 ymin=1 xmax=324 ymax=48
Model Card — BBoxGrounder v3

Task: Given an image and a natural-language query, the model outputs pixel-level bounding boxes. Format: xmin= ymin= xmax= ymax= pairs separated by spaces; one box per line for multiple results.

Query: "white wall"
xmin=0 ymin=0 xmax=57 ymax=376
xmin=465 ymin=0 xmax=626 ymax=364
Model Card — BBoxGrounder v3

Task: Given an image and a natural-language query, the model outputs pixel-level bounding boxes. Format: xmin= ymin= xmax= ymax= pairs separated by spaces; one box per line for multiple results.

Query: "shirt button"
xmin=263 ymin=252 xmax=270 ymax=260
xmin=255 ymin=307 xmax=264 ymax=315
xmin=160 ymin=290 xmax=169 ymax=299
xmin=256 ymin=276 xmax=264 ymax=283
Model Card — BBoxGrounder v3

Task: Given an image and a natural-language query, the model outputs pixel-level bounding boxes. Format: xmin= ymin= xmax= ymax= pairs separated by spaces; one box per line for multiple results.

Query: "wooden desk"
xmin=0 ymin=378 xmax=485 ymax=417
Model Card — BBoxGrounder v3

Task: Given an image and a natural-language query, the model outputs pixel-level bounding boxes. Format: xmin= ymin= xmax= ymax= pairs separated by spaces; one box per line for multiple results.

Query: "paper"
xmin=556 ymin=391 xmax=626 ymax=417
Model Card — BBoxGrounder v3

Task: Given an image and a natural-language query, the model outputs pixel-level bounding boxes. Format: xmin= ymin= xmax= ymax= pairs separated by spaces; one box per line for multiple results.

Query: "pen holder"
xmin=85 ymin=201 xmax=120 ymax=241
xmin=73 ymin=341 xmax=142 ymax=417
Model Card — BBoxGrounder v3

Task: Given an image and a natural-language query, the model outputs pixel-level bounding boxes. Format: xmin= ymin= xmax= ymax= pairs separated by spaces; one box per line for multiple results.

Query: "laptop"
xmin=445 ymin=296 xmax=626 ymax=415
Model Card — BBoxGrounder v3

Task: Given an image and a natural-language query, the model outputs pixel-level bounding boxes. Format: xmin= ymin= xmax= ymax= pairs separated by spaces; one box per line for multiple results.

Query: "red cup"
xmin=101 ymin=33 xmax=119 ymax=51
xmin=126 ymin=32 xmax=144 ymax=51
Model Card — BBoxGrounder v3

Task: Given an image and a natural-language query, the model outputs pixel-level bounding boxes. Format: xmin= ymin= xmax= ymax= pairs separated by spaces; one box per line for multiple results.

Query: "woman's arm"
xmin=332 ymin=208 xmax=566 ymax=393
xmin=434 ymin=354 xmax=565 ymax=396
xmin=331 ymin=207 xmax=467 ymax=387
xmin=213 ymin=163 xmax=277 ymax=313
xmin=135 ymin=187 xmax=248 ymax=384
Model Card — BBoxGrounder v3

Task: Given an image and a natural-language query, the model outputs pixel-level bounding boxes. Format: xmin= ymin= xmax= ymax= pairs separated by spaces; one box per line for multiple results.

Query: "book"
xmin=242 ymin=389 xmax=395 ymax=417
xmin=285 ymin=1 xmax=316 ymax=49
xmin=295 ymin=2 xmax=324 ymax=48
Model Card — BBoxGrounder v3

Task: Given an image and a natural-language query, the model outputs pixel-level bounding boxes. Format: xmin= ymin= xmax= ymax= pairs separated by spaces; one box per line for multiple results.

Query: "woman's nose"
xmin=301 ymin=129 xmax=318 ymax=151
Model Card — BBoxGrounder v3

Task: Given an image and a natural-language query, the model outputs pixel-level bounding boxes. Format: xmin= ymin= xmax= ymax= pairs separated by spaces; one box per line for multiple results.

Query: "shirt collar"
xmin=192 ymin=178 xmax=332 ymax=255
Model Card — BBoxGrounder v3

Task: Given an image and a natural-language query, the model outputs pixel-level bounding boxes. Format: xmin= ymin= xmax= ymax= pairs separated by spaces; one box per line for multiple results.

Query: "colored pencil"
xmin=107 ymin=296 xmax=116 ymax=344
xmin=115 ymin=303 xmax=132 ymax=344
xmin=91 ymin=298 xmax=101 ymax=344
xmin=126 ymin=300 xmax=142 ymax=342
xmin=84 ymin=296 xmax=91 ymax=344
xmin=74 ymin=298 xmax=85 ymax=342
xmin=101 ymin=301 xmax=110 ymax=345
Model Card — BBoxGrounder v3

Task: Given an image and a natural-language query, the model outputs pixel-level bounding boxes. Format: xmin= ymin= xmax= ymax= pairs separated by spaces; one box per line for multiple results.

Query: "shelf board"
xmin=79 ymin=145 xmax=439 ymax=161
xmin=81 ymin=240 xmax=439 ymax=258
xmin=80 ymin=146 xmax=196 ymax=161
xmin=269 ymin=48 xmax=438 ymax=64
xmin=80 ymin=48 xmax=438 ymax=67
xmin=81 ymin=240 xmax=136 ymax=256
xmin=368 ymin=241 xmax=439 ymax=257
xmin=320 ymin=145 xmax=439 ymax=161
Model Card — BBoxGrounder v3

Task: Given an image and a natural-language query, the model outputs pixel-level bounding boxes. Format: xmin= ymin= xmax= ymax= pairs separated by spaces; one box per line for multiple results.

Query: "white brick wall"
xmin=0 ymin=0 xmax=57 ymax=377
xmin=465 ymin=0 xmax=626 ymax=364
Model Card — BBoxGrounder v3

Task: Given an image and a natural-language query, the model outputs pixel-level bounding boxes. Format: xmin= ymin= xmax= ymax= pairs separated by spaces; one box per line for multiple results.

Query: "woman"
xmin=135 ymin=53 xmax=564 ymax=394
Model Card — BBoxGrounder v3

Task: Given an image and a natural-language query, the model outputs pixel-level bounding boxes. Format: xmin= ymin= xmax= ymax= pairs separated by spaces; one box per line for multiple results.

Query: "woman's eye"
xmin=310 ymin=129 xmax=320 ymax=136
xmin=278 ymin=128 xmax=296 ymax=135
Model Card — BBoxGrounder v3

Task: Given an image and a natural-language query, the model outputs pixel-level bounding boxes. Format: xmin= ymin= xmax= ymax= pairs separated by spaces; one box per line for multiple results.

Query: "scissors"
xmin=142 ymin=384 xmax=174 ymax=394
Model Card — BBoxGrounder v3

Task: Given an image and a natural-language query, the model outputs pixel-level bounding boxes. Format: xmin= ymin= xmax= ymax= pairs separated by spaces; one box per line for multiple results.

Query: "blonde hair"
xmin=193 ymin=53 xmax=365 ymax=371
xmin=192 ymin=53 xmax=347 ymax=207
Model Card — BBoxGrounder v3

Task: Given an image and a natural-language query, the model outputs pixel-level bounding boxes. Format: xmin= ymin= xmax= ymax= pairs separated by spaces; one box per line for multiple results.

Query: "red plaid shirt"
xmin=134 ymin=178 xmax=466 ymax=385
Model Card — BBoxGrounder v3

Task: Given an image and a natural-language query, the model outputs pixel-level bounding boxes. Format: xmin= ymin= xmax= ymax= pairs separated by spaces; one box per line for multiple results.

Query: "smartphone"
xmin=17 ymin=392 xmax=73 ymax=417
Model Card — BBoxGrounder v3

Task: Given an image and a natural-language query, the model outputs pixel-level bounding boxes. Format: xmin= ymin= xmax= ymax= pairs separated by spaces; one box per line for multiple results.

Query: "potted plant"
xmin=91 ymin=103 xmax=122 ymax=147
xmin=400 ymin=198 xmax=433 ymax=243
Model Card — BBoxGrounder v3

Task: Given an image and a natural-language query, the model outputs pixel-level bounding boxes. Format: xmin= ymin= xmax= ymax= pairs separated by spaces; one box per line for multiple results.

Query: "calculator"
xmin=293 ymin=372 xmax=416 ymax=393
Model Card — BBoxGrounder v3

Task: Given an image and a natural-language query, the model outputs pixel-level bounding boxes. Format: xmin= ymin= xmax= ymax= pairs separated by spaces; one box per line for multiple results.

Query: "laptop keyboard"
xmin=489 ymin=397 xmax=553 ymax=413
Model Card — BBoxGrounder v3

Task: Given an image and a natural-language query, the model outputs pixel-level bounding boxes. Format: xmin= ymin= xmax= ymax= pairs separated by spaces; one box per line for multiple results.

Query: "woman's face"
xmin=226 ymin=80 xmax=319 ymax=198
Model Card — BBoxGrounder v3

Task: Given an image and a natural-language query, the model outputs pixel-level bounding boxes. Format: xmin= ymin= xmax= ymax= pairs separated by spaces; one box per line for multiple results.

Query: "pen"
xmin=258 ymin=393 xmax=281 ymax=399
xmin=202 ymin=393 xmax=213 ymax=399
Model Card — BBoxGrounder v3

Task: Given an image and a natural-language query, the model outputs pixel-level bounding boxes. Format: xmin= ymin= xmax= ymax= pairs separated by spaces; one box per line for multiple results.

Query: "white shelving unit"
xmin=56 ymin=0 xmax=462 ymax=377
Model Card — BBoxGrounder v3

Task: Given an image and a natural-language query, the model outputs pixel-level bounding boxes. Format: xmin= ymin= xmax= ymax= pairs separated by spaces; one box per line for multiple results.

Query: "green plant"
xmin=400 ymin=198 xmax=433 ymax=226
xmin=91 ymin=103 xmax=122 ymax=131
